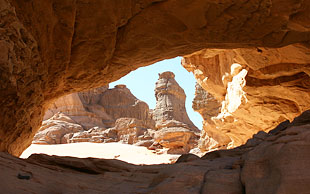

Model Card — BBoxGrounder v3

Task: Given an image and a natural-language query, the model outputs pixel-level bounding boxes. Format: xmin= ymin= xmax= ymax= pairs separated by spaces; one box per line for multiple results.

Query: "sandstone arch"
xmin=1 ymin=0 xmax=310 ymax=156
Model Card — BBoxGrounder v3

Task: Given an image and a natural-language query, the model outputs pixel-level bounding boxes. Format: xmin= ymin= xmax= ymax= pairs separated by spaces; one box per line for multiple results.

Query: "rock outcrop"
xmin=183 ymin=43 xmax=310 ymax=151
xmin=0 ymin=1 xmax=310 ymax=192
xmin=2 ymin=111 xmax=310 ymax=193
xmin=44 ymin=86 xmax=111 ymax=129
xmin=1 ymin=0 xmax=310 ymax=156
xmin=151 ymin=72 xmax=199 ymax=153
xmin=33 ymin=75 xmax=199 ymax=154
xmin=33 ymin=113 xmax=84 ymax=145
xmin=152 ymin=71 xmax=198 ymax=131
xmin=33 ymin=85 xmax=154 ymax=145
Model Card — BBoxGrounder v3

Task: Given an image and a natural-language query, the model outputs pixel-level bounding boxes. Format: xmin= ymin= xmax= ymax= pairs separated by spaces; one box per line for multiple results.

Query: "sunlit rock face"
xmin=0 ymin=0 xmax=310 ymax=192
xmin=151 ymin=71 xmax=199 ymax=153
xmin=183 ymin=43 xmax=310 ymax=151
xmin=33 ymin=77 xmax=199 ymax=154
xmin=33 ymin=85 xmax=153 ymax=145
xmin=152 ymin=71 xmax=198 ymax=131
xmin=1 ymin=0 xmax=310 ymax=155
xmin=44 ymin=86 xmax=111 ymax=130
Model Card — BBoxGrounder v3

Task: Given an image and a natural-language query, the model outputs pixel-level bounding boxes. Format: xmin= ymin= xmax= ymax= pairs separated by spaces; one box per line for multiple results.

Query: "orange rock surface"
xmin=0 ymin=0 xmax=309 ymax=192
xmin=1 ymin=111 xmax=309 ymax=193
xmin=183 ymin=44 xmax=310 ymax=150
xmin=1 ymin=0 xmax=310 ymax=155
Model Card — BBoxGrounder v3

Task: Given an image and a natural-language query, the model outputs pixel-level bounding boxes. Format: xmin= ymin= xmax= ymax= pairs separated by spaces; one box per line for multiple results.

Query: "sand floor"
xmin=20 ymin=142 xmax=181 ymax=165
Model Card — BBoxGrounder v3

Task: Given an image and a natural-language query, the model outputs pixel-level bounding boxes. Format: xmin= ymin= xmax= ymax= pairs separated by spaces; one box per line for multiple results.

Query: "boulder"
xmin=114 ymin=118 xmax=152 ymax=145
xmin=33 ymin=113 xmax=84 ymax=144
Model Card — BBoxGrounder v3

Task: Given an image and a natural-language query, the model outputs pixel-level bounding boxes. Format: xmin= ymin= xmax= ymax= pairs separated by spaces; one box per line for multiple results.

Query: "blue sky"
xmin=110 ymin=57 xmax=203 ymax=130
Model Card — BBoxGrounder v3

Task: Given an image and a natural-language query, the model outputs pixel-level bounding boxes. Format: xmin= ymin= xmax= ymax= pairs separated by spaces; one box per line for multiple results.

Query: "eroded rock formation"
xmin=152 ymin=71 xmax=198 ymax=131
xmin=183 ymin=43 xmax=310 ymax=151
xmin=33 ymin=74 xmax=199 ymax=154
xmin=1 ymin=111 xmax=310 ymax=193
xmin=1 ymin=0 xmax=310 ymax=192
xmin=1 ymin=0 xmax=310 ymax=156
xmin=151 ymin=71 xmax=199 ymax=153
xmin=33 ymin=84 xmax=154 ymax=145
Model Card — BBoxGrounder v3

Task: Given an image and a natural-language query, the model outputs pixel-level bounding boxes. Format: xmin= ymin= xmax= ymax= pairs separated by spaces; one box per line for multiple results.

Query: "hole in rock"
xmin=20 ymin=57 xmax=203 ymax=165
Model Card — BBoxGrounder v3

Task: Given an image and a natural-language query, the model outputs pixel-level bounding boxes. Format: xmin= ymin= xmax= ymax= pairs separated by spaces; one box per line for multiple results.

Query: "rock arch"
xmin=1 ymin=0 xmax=310 ymax=156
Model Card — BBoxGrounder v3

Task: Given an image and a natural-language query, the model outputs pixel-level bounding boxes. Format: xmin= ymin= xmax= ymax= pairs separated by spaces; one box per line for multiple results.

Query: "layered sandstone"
xmin=44 ymin=86 xmax=111 ymax=129
xmin=33 ymin=75 xmax=199 ymax=154
xmin=33 ymin=84 xmax=153 ymax=145
xmin=0 ymin=0 xmax=309 ymax=192
xmin=153 ymin=72 xmax=198 ymax=131
xmin=151 ymin=72 xmax=199 ymax=153
xmin=183 ymin=43 xmax=310 ymax=151
xmin=1 ymin=0 xmax=310 ymax=155
xmin=2 ymin=111 xmax=310 ymax=193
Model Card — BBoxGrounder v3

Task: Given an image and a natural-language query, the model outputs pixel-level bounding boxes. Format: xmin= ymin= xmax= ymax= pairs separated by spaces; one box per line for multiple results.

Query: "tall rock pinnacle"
xmin=152 ymin=71 xmax=199 ymax=132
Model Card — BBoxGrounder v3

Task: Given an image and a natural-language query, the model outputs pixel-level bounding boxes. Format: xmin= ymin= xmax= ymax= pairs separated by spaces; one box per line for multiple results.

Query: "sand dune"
xmin=20 ymin=142 xmax=180 ymax=165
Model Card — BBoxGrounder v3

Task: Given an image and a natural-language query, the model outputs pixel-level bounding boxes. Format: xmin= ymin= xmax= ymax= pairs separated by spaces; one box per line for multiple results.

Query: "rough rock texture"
xmin=1 ymin=0 xmax=310 ymax=156
xmin=100 ymin=84 xmax=151 ymax=122
xmin=44 ymin=84 xmax=150 ymax=129
xmin=2 ymin=111 xmax=310 ymax=193
xmin=114 ymin=117 xmax=155 ymax=145
xmin=192 ymin=83 xmax=221 ymax=124
xmin=44 ymin=86 xmax=111 ymax=129
xmin=67 ymin=127 xmax=118 ymax=144
xmin=33 ymin=113 xmax=84 ymax=144
xmin=153 ymin=71 xmax=198 ymax=131
xmin=33 ymin=85 xmax=153 ymax=145
xmin=183 ymin=43 xmax=310 ymax=151
xmin=33 ymin=72 xmax=199 ymax=154
xmin=151 ymin=71 xmax=199 ymax=153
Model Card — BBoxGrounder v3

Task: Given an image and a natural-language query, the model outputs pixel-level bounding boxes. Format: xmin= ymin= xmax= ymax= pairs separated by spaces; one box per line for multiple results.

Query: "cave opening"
xmin=1 ymin=0 xmax=310 ymax=192
xmin=20 ymin=57 xmax=205 ymax=165
xmin=19 ymin=44 xmax=310 ymax=165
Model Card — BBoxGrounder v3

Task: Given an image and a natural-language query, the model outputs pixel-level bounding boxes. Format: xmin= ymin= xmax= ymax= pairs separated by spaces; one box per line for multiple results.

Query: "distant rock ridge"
xmin=33 ymin=72 xmax=199 ymax=154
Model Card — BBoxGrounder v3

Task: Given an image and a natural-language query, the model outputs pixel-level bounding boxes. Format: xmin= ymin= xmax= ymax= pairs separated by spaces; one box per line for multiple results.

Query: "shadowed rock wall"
xmin=1 ymin=0 xmax=309 ymax=156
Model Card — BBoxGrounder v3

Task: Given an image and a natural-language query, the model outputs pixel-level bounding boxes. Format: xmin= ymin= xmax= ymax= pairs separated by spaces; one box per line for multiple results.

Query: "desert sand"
xmin=20 ymin=142 xmax=180 ymax=165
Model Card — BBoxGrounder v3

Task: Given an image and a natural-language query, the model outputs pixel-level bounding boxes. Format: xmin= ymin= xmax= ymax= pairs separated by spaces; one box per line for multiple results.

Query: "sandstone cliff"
xmin=183 ymin=43 xmax=310 ymax=151
xmin=34 ymin=74 xmax=199 ymax=154
xmin=33 ymin=84 xmax=154 ymax=145
xmin=1 ymin=0 xmax=310 ymax=193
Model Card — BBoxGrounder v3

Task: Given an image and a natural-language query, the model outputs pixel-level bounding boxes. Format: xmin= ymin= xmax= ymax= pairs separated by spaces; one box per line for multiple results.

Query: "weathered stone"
xmin=192 ymin=83 xmax=221 ymax=124
xmin=2 ymin=111 xmax=310 ymax=193
xmin=33 ymin=113 xmax=84 ymax=144
xmin=114 ymin=118 xmax=150 ymax=145
xmin=33 ymin=85 xmax=154 ymax=145
xmin=152 ymin=71 xmax=198 ymax=131
xmin=68 ymin=127 xmax=118 ymax=143
xmin=44 ymin=86 xmax=110 ymax=130
xmin=183 ymin=44 xmax=310 ymax=151
xmin=150 ymin=71 xmax=200 ymax=153
xmin=0 ymin=0 xmax=309 ymax=192
xmin=1 ymin=0 xmax=310 ymax=156
xmin=33 ymin=72 xmax=199 ymax=153
xmin=100 ymin=85 xmax=151 ymax=123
